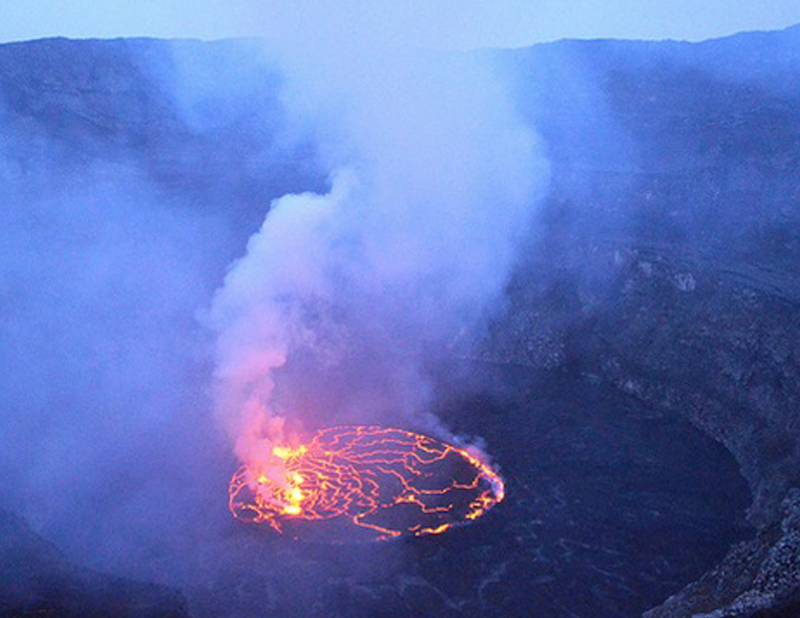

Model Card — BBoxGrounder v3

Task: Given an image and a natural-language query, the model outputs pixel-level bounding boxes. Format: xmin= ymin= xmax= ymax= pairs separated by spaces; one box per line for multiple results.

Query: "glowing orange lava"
xmin=228 ymin=425 xmax=505 ymax=541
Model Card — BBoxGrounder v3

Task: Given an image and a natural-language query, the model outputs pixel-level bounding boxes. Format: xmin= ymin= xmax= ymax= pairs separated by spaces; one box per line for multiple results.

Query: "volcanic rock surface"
xmin=2 ymin=24 xmax=800 ymax=617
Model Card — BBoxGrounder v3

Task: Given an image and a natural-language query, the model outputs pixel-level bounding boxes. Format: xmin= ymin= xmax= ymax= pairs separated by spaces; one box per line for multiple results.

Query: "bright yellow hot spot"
xmin=284 ymin=505 xmax=301 ymax=515
xmin=272 ymin=446 xmax=291 ymax=460
xmin=272 ymin=445 xmax=308 ymax=460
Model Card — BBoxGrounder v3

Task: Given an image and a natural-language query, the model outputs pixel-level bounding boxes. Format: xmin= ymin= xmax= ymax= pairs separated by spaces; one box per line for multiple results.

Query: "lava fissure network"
xmin=228 ymin=426 xmax=505 ymax=541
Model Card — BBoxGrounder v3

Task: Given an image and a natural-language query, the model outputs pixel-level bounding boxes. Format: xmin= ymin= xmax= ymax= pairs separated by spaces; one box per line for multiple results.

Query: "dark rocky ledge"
xmin=646 ymin=489 xmax=800 ymax=617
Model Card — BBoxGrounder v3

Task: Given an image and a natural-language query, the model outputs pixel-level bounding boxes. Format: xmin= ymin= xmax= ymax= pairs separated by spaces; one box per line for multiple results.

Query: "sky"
xmin=1 ymin=0 xmax=800 ymax=48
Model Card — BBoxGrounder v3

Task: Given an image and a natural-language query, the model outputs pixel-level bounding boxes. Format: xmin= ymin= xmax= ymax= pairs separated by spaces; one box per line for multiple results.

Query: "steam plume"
xmin=207 ymin=16 xmax=547 ymax=471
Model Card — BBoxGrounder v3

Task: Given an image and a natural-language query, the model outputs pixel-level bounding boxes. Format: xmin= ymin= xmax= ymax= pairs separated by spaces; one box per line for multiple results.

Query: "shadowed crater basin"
xmin=187 ymin=364 xmax=752 ymax=618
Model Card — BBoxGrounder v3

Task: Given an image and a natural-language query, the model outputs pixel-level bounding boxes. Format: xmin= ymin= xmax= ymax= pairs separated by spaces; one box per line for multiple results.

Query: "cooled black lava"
xmin=197 ymin=365 xmax=751 ymax=618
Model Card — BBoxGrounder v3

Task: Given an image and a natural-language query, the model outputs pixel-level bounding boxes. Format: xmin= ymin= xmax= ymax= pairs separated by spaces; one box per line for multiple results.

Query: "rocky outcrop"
xmin=644 ymin=490 xmax=800 ymax=617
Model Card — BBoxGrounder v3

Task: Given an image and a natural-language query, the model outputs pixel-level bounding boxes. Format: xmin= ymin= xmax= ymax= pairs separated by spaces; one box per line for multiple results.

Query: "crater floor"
xmin=183 ymin=365 xmax=752 ymax=618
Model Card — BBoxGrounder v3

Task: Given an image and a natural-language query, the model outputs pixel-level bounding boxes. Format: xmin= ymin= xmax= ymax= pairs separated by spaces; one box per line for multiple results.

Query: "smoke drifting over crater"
xmin=206 ymin=10 xmax=547 ymax=471
xmin=0 ymin=5 xmax=550 ymax=589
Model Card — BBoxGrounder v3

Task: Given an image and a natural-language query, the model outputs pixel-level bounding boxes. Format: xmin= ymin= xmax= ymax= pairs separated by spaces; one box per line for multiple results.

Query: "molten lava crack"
xmin=228 ymin=425 xmax=505 ymax=541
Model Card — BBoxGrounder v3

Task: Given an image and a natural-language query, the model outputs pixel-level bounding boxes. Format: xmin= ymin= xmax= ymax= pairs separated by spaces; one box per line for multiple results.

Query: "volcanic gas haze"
xmin=206 ymin=3 xmax=547 ymax=521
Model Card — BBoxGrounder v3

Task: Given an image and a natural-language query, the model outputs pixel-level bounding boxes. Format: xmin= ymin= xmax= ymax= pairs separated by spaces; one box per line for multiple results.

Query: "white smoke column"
xmin=207 ymin=3 xmax=548 ymax=472
xmin=208 ymin=177 xmax=351 ymax=467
